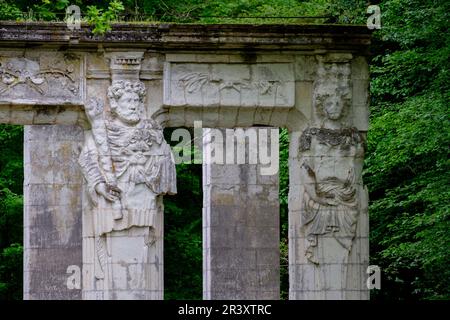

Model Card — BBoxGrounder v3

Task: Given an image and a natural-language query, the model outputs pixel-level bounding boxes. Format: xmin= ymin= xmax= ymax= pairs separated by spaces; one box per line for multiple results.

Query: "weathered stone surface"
xmin=79 ymin=55 xmax=176 ymax=300
xmin=288 ymin=55 xmax=369 ymax=300
xmin=0 ymin=22 xmax=371 ymax=52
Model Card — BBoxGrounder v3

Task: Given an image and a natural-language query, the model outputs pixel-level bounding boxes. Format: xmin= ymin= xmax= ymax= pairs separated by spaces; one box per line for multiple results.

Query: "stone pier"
xmin=203 ymin=128 xmax=280 ymax=299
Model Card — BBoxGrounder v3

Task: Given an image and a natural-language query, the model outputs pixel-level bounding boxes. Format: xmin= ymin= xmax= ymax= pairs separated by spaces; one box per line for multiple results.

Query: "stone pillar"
xmin=288 ymin=54 xmax=369 ymax=300
xmin=24 ymin=124 xmax=83 ymax=300
xmin=203 ymin=128 xmax=280 ymax=300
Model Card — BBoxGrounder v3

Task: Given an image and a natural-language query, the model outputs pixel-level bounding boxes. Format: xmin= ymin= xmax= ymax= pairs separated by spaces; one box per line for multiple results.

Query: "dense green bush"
xmin=0 ymin=243 xmax=23 ymax=300
xmin=365 ymin=0 xmax=450 ymax=300
xmin=0 ymin=125 xmax=23 ymax=299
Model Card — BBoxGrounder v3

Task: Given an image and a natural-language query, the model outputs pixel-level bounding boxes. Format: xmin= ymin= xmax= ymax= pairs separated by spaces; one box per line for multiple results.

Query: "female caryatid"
xmin=299 ymin=127 xmax=364 ymax=265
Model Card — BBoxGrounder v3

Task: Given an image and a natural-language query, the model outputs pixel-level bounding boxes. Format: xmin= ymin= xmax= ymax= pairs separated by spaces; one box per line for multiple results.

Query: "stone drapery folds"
xmin=0 ymin=23 xmax=371 ymax=300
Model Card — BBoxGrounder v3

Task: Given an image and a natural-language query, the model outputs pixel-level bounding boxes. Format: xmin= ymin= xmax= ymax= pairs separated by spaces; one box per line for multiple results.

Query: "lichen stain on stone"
xmin=213 ymin=193 xmax=236 ymax=206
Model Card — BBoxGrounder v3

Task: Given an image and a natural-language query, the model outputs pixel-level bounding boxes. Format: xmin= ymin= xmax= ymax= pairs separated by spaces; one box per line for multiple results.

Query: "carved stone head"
xmin=314 ymin=61 xmax=351 ymax=122
xmin=107 ymin=80 xmax=146 ymax=124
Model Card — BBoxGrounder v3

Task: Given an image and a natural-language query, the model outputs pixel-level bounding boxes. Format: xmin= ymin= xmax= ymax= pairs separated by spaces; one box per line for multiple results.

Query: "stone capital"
xmin=106 ymin=51 xmax=145 ymax=82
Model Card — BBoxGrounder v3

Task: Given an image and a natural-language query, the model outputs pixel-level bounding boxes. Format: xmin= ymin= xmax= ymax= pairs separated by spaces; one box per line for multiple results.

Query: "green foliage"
xmin=198 ymin=0 xmax=330 ymax=24
xmin=371 ymin=1 xmax=449 ymax=104
xmin=0 ymin=125 xmax=23 ymax=195
xmin=0 ymin=0 xmax=126 ymax=34
xmin=0 ymin=243 xmax=23 ymax=300
xmin=0 ymin=188 xmax=23 ymax=250
xmin=101 ymin=0 xmax=330 ymax=23
xmin=0 ymin=0 xmax=332 ymax=25
xmin=326 ymin=0 xmax=367 ymax=24
xmin=366 ymin=93 xmax=450 ymax=299
xmin=0 ymin=0 xmax=23 ymax=20
xmin=32 ymin=0 xmax=70 ymax=20
xmin=279 ymin=128 xmax=289 ymax=299
xmin=0 ymin=125 xmax=23 ymax=250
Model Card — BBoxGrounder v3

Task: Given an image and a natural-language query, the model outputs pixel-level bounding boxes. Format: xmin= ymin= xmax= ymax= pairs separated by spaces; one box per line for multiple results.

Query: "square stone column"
xmin=203 ymin=128 xmax=280 ymax=300
xmin=24 ymin=125 xmax=84 ymax=300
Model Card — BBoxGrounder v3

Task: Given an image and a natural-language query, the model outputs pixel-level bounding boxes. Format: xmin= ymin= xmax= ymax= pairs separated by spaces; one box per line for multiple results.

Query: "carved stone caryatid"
xmin=79 ymin=78 xmax=176 ymax=299
xmin=296 ymin=56 xmax=366 ymax=298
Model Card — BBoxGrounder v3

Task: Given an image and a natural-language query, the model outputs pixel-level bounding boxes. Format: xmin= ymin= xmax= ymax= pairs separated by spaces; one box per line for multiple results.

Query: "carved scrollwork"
xmin=165 ymin=62 xmax=294 ymax=107
xmin=179 ymin=72 xmax=281 ymax=95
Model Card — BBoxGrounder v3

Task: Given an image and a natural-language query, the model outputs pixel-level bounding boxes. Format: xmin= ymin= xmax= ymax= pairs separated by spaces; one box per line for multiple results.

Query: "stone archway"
xmin=0 ymin=22 xmax=371 ymax=300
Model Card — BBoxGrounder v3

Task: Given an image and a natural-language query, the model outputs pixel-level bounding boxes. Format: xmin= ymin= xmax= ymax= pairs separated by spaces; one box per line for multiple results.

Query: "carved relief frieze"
xmin=0 ymin=53 xmax=83 ymax=104
xmin=164 ymin=63 xmax=295 ymax=107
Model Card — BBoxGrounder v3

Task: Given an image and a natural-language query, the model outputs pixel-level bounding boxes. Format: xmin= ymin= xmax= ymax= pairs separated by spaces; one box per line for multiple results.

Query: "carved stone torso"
xmin=106 ymin=119 xmax=164 ymax=185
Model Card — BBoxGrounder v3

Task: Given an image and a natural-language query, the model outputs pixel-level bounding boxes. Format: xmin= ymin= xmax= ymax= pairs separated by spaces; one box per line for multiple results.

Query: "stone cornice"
xmin=0 ymin=22 xmax=371 ymax=53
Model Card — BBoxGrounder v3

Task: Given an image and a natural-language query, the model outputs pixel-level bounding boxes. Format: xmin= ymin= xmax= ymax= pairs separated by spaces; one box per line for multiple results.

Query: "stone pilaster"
xmin=203 ymin=128 xmax=280 ymax=300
